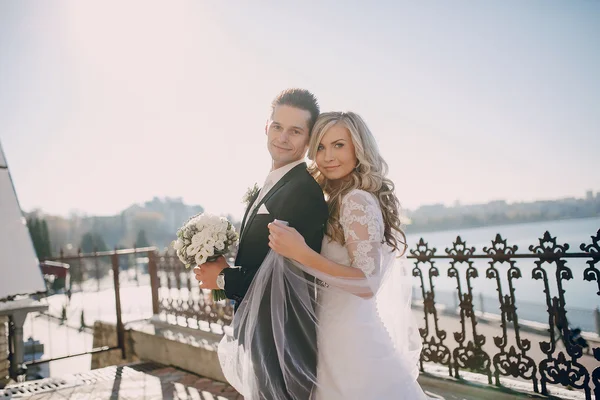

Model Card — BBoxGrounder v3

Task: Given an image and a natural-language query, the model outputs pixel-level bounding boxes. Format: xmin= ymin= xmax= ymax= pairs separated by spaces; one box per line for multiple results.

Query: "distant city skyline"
xmin=1 ymin=1 xmax=598 ymax=220
xmin=27 ymin=190 xmax=599 ymax=257
xmin=22 ymin=188 xmax=600 ymax=220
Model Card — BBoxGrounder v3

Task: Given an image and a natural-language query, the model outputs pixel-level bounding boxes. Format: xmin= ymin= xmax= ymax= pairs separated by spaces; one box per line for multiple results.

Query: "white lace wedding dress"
xmin=315 ymin=189 xmax=428 ymax=400
xmin=218 ymin=188 xmax=427 ymax=399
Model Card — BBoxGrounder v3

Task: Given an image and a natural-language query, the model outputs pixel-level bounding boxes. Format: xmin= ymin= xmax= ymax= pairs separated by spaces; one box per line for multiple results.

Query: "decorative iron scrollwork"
xmin=151 ymin=227 xmax=600 ymax=398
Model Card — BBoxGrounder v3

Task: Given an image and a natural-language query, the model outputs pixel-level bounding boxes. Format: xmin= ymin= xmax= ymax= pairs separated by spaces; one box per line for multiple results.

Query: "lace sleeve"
xmin=340 ymin=190 xmax=385 ymax=276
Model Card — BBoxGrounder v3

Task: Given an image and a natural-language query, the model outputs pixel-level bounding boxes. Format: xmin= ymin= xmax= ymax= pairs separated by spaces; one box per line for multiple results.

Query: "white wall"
xmin=0 ymin=142 xmax=46 ymax=300
xmin=0 ymin=145 xmax=6 ymax=167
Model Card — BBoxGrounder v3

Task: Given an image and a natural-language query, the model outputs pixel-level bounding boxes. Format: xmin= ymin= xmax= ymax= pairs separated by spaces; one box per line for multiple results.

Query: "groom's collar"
xmin=265 ymin=159 xmax=306 ymax=188
xmin=239 ymin=161 xmax=307 ymax=240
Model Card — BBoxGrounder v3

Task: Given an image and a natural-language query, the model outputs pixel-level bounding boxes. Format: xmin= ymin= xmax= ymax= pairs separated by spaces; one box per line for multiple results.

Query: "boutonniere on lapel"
xmin=243 ymin=183 xmax=260 ymax=207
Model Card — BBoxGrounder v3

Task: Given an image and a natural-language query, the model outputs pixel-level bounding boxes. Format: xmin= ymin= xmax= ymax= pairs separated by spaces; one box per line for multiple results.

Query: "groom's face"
xmin=266 ymin=105 xmax=311 ymax=169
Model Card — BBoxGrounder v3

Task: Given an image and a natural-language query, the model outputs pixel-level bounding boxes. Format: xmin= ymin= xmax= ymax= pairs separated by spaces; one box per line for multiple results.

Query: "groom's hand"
xmin=194 ymin=256 xmax=229 ymax=290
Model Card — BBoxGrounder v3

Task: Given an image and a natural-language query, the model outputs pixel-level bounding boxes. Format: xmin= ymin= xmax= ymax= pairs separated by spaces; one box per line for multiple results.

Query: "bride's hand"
xmin=268 ymin=220 xmax=308 ymax=260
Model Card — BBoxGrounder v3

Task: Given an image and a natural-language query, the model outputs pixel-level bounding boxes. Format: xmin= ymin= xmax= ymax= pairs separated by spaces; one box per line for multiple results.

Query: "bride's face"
xmin=315 ymin=124 xmax=358 ymax=181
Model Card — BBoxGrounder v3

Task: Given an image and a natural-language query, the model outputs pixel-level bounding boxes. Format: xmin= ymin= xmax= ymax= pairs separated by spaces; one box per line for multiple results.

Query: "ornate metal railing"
xmin=152 ymin=252 xmax=234 ymax=329
xmin=412 ymin=229 xmax=600 ymax=399
xmin=153 ymin=228 xmax=600 ymax=399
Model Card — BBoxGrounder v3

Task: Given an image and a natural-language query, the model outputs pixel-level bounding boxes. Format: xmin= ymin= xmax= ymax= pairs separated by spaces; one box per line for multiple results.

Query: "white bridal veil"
xmin=217 ymin=237 xmax=422 ymax=399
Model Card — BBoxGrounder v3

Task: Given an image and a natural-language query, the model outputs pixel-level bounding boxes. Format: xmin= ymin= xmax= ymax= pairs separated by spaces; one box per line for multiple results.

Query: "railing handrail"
xmin=44 ymin=246 xmax=158 ymax=261
xmin=408 ymin=252 xmax=597 ymax=260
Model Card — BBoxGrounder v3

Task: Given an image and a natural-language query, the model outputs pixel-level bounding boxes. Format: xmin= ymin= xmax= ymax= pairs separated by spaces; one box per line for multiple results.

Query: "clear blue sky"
xmin=1 ymin=1 xmax=598 ymax=220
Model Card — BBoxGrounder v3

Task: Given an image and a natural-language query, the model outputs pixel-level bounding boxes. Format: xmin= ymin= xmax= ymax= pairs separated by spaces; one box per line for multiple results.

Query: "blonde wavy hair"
xmin=307 ymin=111 xmax=407 ymax=255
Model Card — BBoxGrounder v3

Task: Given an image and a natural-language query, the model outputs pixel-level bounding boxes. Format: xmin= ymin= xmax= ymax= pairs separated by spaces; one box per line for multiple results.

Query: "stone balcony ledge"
xmin=82 ymin=318 xmax=586 ymax=400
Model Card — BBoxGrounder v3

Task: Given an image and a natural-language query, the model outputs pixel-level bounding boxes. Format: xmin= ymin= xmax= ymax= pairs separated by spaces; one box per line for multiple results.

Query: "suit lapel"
xmin=239 ymin=190 xmax=260 ymax=235
xmin=240 ymin=162 xmax=307 ymax=241
xmin=240 ymin=179 xmax=289 ymax=241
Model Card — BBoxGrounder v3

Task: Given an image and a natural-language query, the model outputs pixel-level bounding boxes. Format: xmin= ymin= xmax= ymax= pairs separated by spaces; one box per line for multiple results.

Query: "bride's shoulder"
xmin=341 ymin=189 xmax=378 ymax=207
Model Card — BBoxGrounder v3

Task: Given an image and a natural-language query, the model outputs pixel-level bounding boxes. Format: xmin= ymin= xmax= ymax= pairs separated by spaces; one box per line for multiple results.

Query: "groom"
xmin=195 ymin=88 xmax=328 ymax=399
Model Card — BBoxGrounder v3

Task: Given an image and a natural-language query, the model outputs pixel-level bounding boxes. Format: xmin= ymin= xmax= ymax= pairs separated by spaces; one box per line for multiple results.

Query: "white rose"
xmin=195 ymin=253 xmax=205 ymax=265
xmin=186 ymin=243 xmax=200 ymax=256
xmin=215 ymin=241 xmax=225 ymax=251
xmin=200 ymin=232 xmax=212 ymax=245
xmin=192 ymin=232 xmax=206 ymax=245
xmin=187 ymin=234 xmax=206 ymax=256
xmin=173 ymin=239 xmax=184 ymax=251
xmin=199 ymin=247 xmax=209 ymax=256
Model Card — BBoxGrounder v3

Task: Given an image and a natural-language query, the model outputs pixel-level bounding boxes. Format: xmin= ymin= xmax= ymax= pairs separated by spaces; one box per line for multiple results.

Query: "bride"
xmin=219 ymin=111 xmax=428 ymax=399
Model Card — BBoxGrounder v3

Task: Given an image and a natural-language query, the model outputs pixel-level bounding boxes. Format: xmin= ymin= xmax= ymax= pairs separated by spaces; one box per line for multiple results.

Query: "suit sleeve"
xmin=222 ymin=265 xmax=245 ymax=301
xmin=222 ymin=199 xmax=256 ymax=301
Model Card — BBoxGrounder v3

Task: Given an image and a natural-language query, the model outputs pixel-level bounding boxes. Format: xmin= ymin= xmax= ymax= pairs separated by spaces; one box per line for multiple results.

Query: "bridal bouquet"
xmin=172 ymin=213 xmax=238 ymax=301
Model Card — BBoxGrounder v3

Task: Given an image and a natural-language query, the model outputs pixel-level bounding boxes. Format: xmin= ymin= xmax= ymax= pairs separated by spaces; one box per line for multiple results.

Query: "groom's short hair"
xmin=271 ymin=88 xmax=320 ymax=133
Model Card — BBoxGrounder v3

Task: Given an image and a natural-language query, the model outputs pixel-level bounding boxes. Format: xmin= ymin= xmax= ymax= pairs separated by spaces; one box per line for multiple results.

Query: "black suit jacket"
xmin=224 ymin=162 xmax=327 ymax=399
xmin=223 ymin=162 xmax=328 ymax=306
